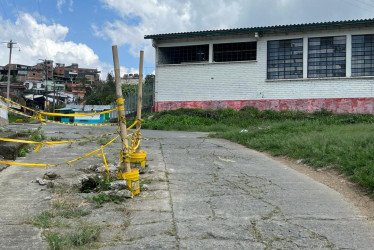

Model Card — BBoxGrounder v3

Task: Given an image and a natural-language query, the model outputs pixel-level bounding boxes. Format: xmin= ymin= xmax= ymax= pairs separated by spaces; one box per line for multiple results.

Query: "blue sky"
xmin=0 ymin=0 xmax=373 ymax=79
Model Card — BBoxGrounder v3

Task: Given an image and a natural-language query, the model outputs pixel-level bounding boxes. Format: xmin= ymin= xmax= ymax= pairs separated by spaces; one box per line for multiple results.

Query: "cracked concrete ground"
xmin=1 ymin=124 xmax=374 ymax=249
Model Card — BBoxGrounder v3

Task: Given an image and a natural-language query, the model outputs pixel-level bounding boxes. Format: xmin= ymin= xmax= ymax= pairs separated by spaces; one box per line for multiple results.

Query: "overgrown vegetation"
xmin=31 ymin=194 xmax=98 ymax=250
xmin=143 ymin=107 xmax=374 ymax=194
xmin=8 ymin=113 xmax=30 ymax=123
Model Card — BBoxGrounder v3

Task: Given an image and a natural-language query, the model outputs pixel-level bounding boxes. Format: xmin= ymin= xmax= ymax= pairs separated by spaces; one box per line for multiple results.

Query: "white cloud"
xmin=69 ymin=0 xmax=74 ymax=12
xmin=96 ymin=0 xmax=372 ymax=64
xmin=56 ymin=0 xmax=66 ymax=13
xmin=0 ymin=13 xmax=113 ymax=78
xmin=56 ymin=0 xmax=74 ymax=13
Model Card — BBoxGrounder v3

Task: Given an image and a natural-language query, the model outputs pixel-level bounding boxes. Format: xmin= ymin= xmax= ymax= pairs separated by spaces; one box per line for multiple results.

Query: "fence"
xmin=110 ymin=77 xmax=154 ymax=120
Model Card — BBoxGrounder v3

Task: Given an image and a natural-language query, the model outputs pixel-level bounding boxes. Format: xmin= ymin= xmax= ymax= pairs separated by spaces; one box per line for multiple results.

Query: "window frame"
xmin=213 ymin=41 xmax=257 ymax=62
xmin=351 ymin=34 xmax=374 ymax=77
xmin=267 ymin=38 xmax=304 ymax=80
xmin=157 ymin=44 xmax=209 ymax=65
xmin=307 ymin=35 xmax=346 ymax=78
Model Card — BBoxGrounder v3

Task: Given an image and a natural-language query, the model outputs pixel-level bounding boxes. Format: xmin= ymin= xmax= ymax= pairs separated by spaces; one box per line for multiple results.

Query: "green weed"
xmin=88 ymin=193 xmax=125 ymax=207
xmin=29 ymin=127 xmax=46 ymax=142
xmin=18 ymin=145 xmax=30 ymax=157
xmin=31 ymin=211 xmax=53 ymax=228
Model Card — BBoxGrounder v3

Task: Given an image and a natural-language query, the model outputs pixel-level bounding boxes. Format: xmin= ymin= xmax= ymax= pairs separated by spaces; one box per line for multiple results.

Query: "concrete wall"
xmin=0 ymin=99 xmax=8 ymax=125
xmin=154 ymin=26 xmax=374 ymax=113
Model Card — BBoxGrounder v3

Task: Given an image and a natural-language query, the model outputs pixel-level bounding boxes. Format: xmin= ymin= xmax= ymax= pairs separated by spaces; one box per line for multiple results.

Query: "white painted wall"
xmin=0 ymin=99 xmax=8 ymax=125
xmin=154 ymin=26 xmax=374 ymax=103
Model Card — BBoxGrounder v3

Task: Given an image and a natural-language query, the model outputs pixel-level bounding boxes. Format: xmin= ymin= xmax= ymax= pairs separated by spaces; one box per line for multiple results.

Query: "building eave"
xmin=144 ymin=18 xmax=374 ymax=40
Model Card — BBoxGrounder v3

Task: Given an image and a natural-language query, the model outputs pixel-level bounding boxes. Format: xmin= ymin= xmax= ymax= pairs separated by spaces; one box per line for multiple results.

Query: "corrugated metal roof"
xmin=144 ymin=18 xmax=374 ymax=40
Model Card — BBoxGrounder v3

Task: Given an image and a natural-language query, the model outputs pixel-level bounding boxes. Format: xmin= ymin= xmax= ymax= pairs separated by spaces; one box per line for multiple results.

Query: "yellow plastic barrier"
xmin=121 ymin=168 xmax=140 ymax=198
xmin=130 ymin=150 xmax=147 ymax=168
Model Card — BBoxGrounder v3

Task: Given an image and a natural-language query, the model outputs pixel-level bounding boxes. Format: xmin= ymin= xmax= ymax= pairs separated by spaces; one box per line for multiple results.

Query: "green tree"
xmin=0 ymin=75 xmax=7 ymax=82
xmin=11 ymin=72 xmax=17 ymax=83
xmin=84 ymin=73 xmax=116 ymax=105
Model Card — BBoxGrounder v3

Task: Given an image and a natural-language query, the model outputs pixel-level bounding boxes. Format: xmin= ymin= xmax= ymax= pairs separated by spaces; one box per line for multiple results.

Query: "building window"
xmin=308 ymin=36 xmax=346 ymax=78
xmin=158 ymin=45 xmax=209 ymax=64
xmin=267 ymin=39 xmax=303 ymax=79
xmin=352 ymin=34 xmax=374 ymax=76
xmin=213 ymin=42 xmax=256 ymax=62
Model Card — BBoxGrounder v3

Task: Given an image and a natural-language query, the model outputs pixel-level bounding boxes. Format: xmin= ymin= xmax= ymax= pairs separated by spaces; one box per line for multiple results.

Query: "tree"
xmin=84 ymin=73 xmax=116 ymax=105
xmin=0 ymin=75 xmax=7 ymax=82
xmin=11 ymin=72 xmax=17 ymax=83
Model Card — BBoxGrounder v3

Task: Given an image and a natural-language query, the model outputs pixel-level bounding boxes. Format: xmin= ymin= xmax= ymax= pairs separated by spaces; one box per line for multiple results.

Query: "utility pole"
xmin=5 ymin=40 xmax=16 ymax=101
xmin=52 ymin=61 xmax=56 ymax=112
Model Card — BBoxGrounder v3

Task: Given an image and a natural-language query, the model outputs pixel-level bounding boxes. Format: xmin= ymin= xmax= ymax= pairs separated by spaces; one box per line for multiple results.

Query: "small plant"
xmin=31 ymin=211 xmax=53 ymax=228
xmin=57 ymin=207 xmax=90 ymax=218
xmin=0 ymin=127 xmax=10 ymax=132
xmin=97 ymin=136 xmax=111 ymax=146
xmin=68 ymin=225 xmax=100 ymax=246
xmin=88 ymin=193 xmax=125 ymax=207
xmin=44 ymin=232 xmax=64 ymax=250
xmin=29 ymin=127 xmax=46 ymax=142
xmin=18 ymin=145 xmax=30 ymax=157
xmin=165 ymin=228 xmax=176 ymax=236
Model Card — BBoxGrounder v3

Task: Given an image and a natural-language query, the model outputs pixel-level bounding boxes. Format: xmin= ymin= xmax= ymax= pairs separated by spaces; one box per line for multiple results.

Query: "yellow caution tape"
xmin=0 ymin=160 xmax=56 ymax=167
xmin=0 ymin=105 xmax=33 ymax=118
xmin=0 ymin=96 xmax=36 ymax=113
xmin=40 ymin=107 xmax=119 ymax=117
xmin=1 ymin=135 xmax=120 ymax=168
xmin=65 ymin=135 xmax=119 ymax=165
xmin=1 ymin=95 xmax=119 ymax=118
xmin=0 ymin=137 xmax=74 ymax=152
xmin=98 ymin=146 xmax=109 ymax=176
xmin=43 ymin=119 xmax=118 ymax=127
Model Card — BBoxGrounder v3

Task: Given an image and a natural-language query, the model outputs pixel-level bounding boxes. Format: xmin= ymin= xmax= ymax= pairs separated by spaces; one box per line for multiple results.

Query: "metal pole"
xmin=112 ymin=45 xmax=131 ymax=173
xmin=6 ymin=40 xmax=13 ymax=101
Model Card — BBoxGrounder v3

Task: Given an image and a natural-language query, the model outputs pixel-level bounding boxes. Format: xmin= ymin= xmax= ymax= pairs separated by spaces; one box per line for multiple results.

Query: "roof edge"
xmin=144 ymin=18 xmax=374 ymax=40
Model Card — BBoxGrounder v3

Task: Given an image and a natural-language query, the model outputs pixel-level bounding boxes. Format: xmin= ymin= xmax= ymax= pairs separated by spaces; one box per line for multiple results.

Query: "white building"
xmin=145 ymin=18 xmax=374 ymax=113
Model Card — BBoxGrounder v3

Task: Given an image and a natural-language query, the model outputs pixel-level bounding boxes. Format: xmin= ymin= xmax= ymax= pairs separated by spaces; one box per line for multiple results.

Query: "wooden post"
xmin=112 ymin=45 xmax=131 ymax=172
xmin=136 ymin=50 xmax=144 ymax=153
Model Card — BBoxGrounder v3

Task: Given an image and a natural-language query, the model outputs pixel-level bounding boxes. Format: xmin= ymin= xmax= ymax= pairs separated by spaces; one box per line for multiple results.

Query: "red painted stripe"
xmin=155 ymin=98 xmax=374 ymax=114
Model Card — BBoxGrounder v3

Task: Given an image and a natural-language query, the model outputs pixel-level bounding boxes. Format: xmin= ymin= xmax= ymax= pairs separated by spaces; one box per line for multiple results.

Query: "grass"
xmin=143 ymin=107 xmax=374 ymax=194
xmin=31 ymin=211 xmax=53 ymax=228
xmin=31 ymin=194 xmax=97 ymax=250
xmin=87 ymin=193 xmax=125 ymax=207
xmin=8 ymin=113 xmax=30 ymax=123
xmin=43 ymin=224 xmax=100 ymax=250
xmin=97 ymin=136 xmax=111 ymax=146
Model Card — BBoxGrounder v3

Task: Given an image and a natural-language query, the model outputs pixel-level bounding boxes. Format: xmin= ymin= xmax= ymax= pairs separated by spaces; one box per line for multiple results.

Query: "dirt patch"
xmin=267 ymin=153 xmax=374 ymax=223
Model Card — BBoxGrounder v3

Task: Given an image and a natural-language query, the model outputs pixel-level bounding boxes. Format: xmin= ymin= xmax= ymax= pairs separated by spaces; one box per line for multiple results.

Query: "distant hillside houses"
xmin=0 ymin=61 xmax=100 ymax=103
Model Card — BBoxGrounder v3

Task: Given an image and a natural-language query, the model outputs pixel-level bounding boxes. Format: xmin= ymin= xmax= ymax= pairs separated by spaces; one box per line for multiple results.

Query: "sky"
xmin=0 ymin=0 xmax=373 ymax=79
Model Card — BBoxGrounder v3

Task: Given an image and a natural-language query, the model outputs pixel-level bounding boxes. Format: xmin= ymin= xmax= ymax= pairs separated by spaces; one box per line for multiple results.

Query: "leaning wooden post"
xmin=112 ymin=45 xmax=131 ymax=173
xmin=135 ymin=50 xmax=144 ymax=153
